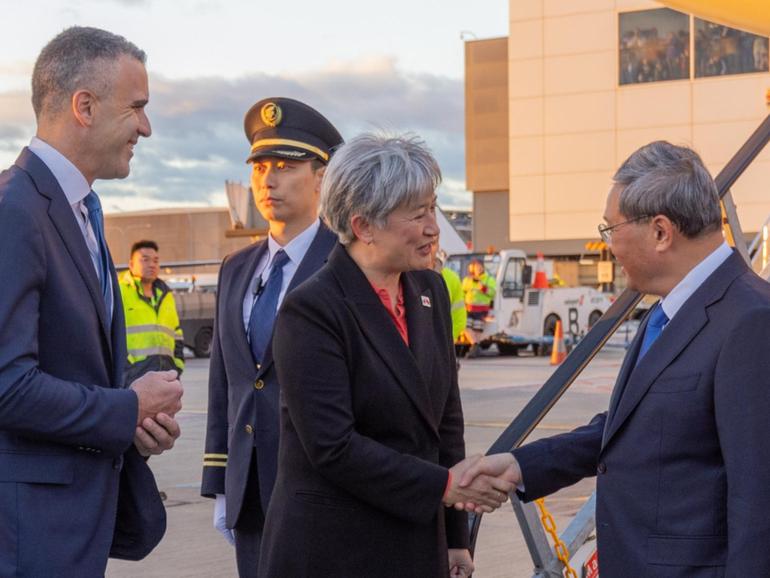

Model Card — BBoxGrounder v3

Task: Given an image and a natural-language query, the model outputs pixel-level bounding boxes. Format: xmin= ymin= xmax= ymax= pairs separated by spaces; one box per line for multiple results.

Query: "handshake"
xmin=443 ymin=453 xmax=521 ymax=514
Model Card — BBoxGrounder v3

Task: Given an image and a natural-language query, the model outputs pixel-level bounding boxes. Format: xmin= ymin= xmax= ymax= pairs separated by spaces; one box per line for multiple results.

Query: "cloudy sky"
xmin=0 ymin=0 xmax=508 ymax=212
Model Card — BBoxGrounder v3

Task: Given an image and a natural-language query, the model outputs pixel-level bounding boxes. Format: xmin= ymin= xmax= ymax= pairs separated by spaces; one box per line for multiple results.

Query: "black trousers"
xmin=234 ymin=451 xmax=265 ymax=578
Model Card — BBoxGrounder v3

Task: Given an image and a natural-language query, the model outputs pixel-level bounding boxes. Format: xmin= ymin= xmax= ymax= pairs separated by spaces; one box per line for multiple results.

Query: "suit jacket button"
xmin=245 ymin=425 xmax=254 ymax=434
xmin=254 ymin=379 xmax=265 ymax=390
xmin=597 ymin=462 xmax=607 ymax=474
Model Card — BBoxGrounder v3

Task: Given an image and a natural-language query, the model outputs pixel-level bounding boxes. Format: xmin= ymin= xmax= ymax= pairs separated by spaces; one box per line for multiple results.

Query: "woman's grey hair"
xmin=321 ymin=132 xmax=441 ymax=245
xmin=613 ymin=141 xmax=721 ymax=238
xmin=32 ymin=26 xmax=146 ymax=119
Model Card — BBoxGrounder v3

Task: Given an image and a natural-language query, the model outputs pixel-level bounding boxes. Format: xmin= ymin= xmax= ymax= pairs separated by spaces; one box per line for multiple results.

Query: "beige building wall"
xmin=472 ymin=191 xmax=511 ymax=252
xmin=105 ymin=207 xmax=253 ymax=270
xmin=508 ymin=0 xmax=770 ymax=244
xmin=466 ymin=37 xmax=509 ymax=193
xmin=465 ymin=37 xmax=513 ymax=251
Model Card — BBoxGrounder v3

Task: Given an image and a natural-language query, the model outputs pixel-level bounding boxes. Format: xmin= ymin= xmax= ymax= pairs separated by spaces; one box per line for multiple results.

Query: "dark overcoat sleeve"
xmin=433 ymin=274 xmax=469 ymax=549
xmin=514 ymin=412 xmax=605 ymax=502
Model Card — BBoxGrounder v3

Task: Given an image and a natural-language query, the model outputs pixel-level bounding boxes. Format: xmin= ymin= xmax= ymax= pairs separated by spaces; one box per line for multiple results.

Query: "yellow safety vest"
xmin=119 ymin=270 xmax=184 ymax=372
xmin=441 ymin=267 xmax=467 ymax=341
xmin=461 ymin=272 xmax=497 ymax=311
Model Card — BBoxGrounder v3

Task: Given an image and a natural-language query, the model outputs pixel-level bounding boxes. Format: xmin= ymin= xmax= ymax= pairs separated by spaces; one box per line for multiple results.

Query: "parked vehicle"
xmin=446 ymin=250 xmax=612 ymax=356
xmin=171 ymin=275 xmax=217 ymax=358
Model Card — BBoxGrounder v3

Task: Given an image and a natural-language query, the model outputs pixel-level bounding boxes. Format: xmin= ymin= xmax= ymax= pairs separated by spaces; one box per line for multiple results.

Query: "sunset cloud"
xmin=0 ymin=59 xmax=470 ymax=212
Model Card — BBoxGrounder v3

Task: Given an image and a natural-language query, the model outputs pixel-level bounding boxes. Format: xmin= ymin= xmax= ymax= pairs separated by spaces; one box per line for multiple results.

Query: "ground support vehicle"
xmin=446 ymin=250 xmax=612 ymax=356
xmin=174 ymin=290 xmax=216 ymax=358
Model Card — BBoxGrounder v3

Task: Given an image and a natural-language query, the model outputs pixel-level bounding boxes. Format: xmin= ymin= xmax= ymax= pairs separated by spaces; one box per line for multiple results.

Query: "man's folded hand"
xmin=134 ymin=412 xmax=181 ymax=457
xmin=130 ymin=370 xmax=183 ymax=425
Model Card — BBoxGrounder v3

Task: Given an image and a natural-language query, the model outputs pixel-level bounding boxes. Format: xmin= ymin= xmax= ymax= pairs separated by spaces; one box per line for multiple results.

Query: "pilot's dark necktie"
xmin=83 ymin=191 xmax=113 ymax=329
xmin=248 ymin=250 xmax=290 ymax=365
xmin=636 ymin=302 xmax=668 ymax=364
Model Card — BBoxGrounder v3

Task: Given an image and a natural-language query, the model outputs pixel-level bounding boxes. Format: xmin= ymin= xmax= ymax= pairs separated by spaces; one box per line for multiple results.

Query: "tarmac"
xmin=106 ymin=346 xmax=624 ymax=577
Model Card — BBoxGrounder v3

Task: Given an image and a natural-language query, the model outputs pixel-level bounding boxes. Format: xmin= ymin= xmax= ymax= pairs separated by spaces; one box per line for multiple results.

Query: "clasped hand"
xmin=133 ymin=412 xmax=181 ymax=457
xmin=130 ymin=370 xmax=183 ymax=457
xmin=443 ymin=453 xmax=521 ymax=514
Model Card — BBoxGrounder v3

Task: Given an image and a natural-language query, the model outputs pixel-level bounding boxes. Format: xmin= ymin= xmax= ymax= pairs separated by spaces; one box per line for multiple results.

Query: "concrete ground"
xmin=107 ymin=347 xmax=623 ymax=577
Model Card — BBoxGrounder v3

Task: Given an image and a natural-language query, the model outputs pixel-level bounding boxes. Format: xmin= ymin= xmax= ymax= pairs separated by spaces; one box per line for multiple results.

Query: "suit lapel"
xmin=258 ymin=223 xmax=337 ymax=374
xmin=402 ymin=273 xmax=436 ymax=400
xmin=603 ymin=306 xmax=650 ymax=441
xmin=602 ymin=251 xmax=747 ymax=448
xmin=231 ymin=242 xmax=267 ymax=370
xmin=106 ymin=253 xmax=121 ymax=378
xmin=16 ymin=149 xmax=113 ymax=354
xmin=603 ymin=306 xmax=707 ymax=447
xmin=329 ymin=245 xmax=439 ymax=437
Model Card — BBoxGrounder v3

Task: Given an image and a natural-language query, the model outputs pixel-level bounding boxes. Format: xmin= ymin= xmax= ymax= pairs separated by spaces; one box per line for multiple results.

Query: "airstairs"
xmin=470 ymin=115 xmax=770 ymax=577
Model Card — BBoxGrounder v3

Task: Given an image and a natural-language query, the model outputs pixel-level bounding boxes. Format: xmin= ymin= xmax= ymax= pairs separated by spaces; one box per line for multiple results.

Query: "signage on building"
xmin=597 ymin=261 xmax=614 ymax=284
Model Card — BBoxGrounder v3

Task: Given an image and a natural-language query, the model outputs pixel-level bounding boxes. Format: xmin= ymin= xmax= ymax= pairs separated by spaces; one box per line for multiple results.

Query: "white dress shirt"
xmin=27 ymin=137 xmax=113 ymax=315
xmin=241 ymin=219 xmax=321 ymax=331
xmin=658 ymin=241 xmax=733 ymax=326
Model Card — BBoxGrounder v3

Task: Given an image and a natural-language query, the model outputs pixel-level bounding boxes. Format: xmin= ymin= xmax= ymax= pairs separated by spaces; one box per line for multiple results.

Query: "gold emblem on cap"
xmin=260 ymin=102 xmax=283 ymax=127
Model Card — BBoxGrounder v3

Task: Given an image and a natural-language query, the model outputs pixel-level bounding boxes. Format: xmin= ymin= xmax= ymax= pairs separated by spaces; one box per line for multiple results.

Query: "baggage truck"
xmin=446 ymin=250 xmax=612 ymax=356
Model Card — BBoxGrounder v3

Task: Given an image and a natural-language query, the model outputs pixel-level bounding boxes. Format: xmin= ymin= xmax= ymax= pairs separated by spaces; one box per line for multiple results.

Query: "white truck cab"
xmin=446 ymin=251 xmax=612 ymax=355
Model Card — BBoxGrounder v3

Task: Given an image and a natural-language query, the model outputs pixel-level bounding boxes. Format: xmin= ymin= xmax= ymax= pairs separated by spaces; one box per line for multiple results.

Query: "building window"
xmin=619 ymin=8 xmax=690 ymax=85
xmin=695 ymin=19 xmax=769 ymax=78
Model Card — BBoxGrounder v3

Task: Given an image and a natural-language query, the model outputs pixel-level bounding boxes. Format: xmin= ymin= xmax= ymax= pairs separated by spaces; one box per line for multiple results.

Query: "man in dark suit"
xmin=459 ymin=141 xmax=770 ymax=576
xmin=0 ymin=27 xmax=183 ymax=576
xmin=202 ymin=97 xmax=343 ymax=577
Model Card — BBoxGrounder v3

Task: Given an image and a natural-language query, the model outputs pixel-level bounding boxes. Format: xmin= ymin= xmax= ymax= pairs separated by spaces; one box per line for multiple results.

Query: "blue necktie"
xmin=248 ymin=250 xmax=290 ymax=365
xmin=83 ymin=191 xmax=113 ymax=327
xmin=636 ymin=302 xmax=668 ymax=363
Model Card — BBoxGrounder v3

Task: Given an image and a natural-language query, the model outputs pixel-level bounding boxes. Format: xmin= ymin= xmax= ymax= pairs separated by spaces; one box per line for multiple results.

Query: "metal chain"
xmin=534 ymin=498 xmax=578 ymax=578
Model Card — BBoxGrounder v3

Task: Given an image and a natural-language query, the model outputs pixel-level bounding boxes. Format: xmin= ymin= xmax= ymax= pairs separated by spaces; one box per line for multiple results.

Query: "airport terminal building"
xmin=466 ymin=0 xmax=770 ymax=273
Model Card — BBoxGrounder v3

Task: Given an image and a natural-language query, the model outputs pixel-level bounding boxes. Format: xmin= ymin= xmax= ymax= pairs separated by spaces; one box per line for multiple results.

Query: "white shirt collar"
xmin=265 ymin=218 xmax=320 ymax=269
xmin=28 ymin=137 xmax=91 ymax=205
xmin=660 ymin=242 xmax=733 ymax=322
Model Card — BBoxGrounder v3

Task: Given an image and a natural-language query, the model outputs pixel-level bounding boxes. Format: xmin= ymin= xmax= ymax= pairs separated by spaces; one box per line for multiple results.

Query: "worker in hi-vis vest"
xmin=431 ymin=246 xmax=467 ymax=343
xmin=119 ymin=239 xmax=184 ymax=384
xmin=443 ymin=266 xmax=467 ymax=342
xmin=461 ymin=259 xmax=496 ymax=358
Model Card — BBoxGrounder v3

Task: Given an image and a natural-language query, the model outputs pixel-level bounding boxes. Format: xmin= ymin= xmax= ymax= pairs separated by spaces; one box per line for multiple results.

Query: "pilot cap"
xmin=244 ymin=97 xmax=343 ymax=164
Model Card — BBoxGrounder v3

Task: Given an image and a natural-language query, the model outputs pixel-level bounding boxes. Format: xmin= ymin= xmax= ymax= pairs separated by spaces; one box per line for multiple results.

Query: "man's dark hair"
xmin=32 ymin=26 xmax=146 ymax=119
xmin=131 ymin=240 xmax=159 ymax=256
xmin=613 ymin=141 xmax=722 ymax=238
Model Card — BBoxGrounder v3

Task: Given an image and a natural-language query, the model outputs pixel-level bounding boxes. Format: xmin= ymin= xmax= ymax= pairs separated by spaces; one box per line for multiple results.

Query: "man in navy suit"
xmin=0 ymin=27 xmax=183 ymax=576
xmin=459 ymin=141 xmax=770 ymax=575
xmin=202 ymin=97 xmax=343 ymax=577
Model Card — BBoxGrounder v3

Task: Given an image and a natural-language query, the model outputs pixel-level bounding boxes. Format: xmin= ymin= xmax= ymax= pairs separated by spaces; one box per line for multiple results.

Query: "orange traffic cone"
xmin=550 ymin=320 xmax=567 ymax=365
xmin=532 ymin=252 xmax=549 ymax=289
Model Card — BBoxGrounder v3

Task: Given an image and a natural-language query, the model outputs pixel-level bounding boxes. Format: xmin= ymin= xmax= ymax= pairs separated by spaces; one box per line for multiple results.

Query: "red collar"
xmin=369 ymin=281 xmax=409 ymax=345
